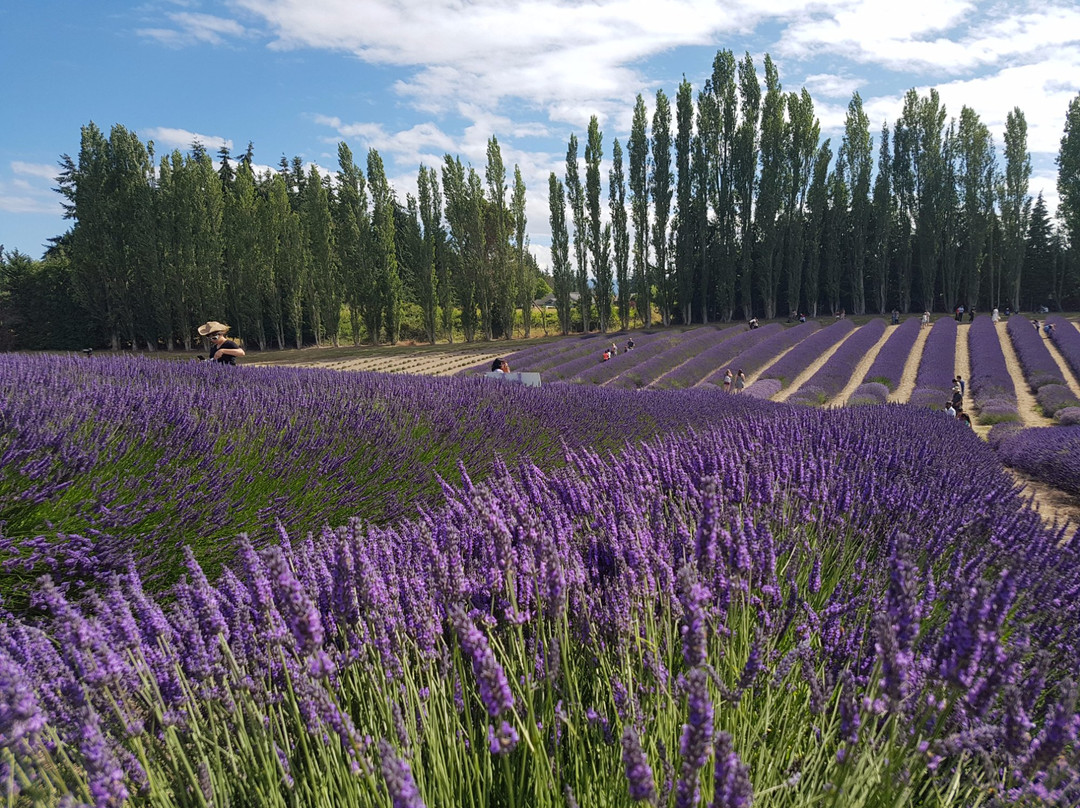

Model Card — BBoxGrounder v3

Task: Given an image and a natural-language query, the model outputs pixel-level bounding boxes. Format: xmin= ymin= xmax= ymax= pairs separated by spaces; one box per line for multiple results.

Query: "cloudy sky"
xmin=2 ymin=0 xmax=1078 ymax=266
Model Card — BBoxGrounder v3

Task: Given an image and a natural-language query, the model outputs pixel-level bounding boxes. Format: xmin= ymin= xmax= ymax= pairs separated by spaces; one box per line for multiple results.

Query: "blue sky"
xmin=2 ymin=0 xmax=1078 ymax=267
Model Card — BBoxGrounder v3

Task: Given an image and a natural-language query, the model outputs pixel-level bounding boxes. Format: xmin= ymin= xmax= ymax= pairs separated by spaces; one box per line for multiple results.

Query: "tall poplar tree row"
xmin=869 ymin=126 xmax=892 ymax=315
xmin=734 ymin=53 xmax=761 ymax=319
xmin=955 ymin=107 xmax=994 ymax=313
xmin=754 ymin=55 xmax=785 ymax=321
xmin=701 ymin=49 xmax=739 ymax=322
xmin=511 ymin=166 xmax=532 ymax=338
xmin=367 ymin=149 xmax=401 ymax=344
xmin=628 ymin=95 xmax=651 ymax=327
xmin=547 ymin=172 xmax=574 ymax=334
xmin=675 ymin=77 xmax=696 ymax=326
xmin=1059 ymin=93 xmax=1080 ymax=302
xmin=1001 ymin=107 xmax=1032 ymax=312
xmin=485 ymin=137 xmax=514 ymax=340
xmin=416 ymin=165 xmax=441 ymax=344
xmin=334 ymin=143 xmax=370 ymax=346
xmin=783 ymin=89 xmax=820 ymax=317
xmin=585 ymin=116 xmax=613 ymax=333
xmin=650 ymin=89 xmax=674 ymax=326
xmin=609 ymin=139 xmax=631 ymax=330
xmin=839 ymin=93 xmax=871 ymax=314
xmin=565 ymin=134 xmax=590 ymax=332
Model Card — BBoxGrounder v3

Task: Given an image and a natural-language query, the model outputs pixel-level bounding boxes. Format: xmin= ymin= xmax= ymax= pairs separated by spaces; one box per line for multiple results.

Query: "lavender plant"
xmin=701 ymin=322 xmax=821 ymax=387
xmin=1046 ymin=315 xmax=1080 ymax=379
xmin=994 ymin=424 xmax=1080 ymax=496
xmin=909 ymin=318 xmax=957 ymax=410
xmin=967 ymin=315 xmax=1019 ymax=424
xmin=4 ymin=378 xmax=1080 ymax=806
xmin=1036 ymin=384 xmax=1080 ymax=417
xmin=785 ymin=319 xmax=887 ymax=406
xmin=1007 ymin=316 xmax=1066 ymax=391
xmin=860 ymin=317 xmax=921 ymax=391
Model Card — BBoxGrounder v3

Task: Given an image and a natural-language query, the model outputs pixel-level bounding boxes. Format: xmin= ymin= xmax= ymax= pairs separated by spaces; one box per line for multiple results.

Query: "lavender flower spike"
xmin=621 ymin=725 xmax=658 ymax=803
xmin=450 ymin=606 xmax=515 ymax=717
xmin=711 ymin=731 xmax=753 ymax=808
xmin=379 ymin=739 xmax=426 ymax=808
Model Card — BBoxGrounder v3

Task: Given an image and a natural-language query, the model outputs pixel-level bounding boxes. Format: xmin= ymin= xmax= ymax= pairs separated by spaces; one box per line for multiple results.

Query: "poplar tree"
xmin=870 ymin=124 xmax=893 ymax=314
xmin=734 ymin=53 xmax=761 ymax=319
xmin=628 ymin=94 xmax=651 ymax=326
xmin=650 ymin=89 xmax=673 ymax=326
xmin=565 ymin=134 xmax=590 ymax=332
xmin=804 ymin=139 xmax=832 ymax=317
xmin=548 ymin=172 xmax=574 ymax=334
xmin=485 ymin=136 xmax=514 ymax=339
xmin=442 ymin=155 xmax=481 ymax=342
xmin=223 ymin=160 xmax=262 ymax=346
xmin=784 ymin=88 xmax=820 ymax=317
xmin=675 ymin=77 xmax=695 ymax=325
xmin=417 ymin=165 xmax=441 ymax=343
xmin=367 ymin=149 xmax=401 ymax=344
xmin=609 ymin=138 xmax=630 ymax=329
xmin=585 ymin=116 xmax=613 ymax=332
xmin=334 ymin=143 xmax=370 ymax=345
xmin=1058 ymin=93 xmax=1080 ymax=303
xmin=701 ymin=49 xmax=738 ymax=321
xmin=754 ymin=55 xmax=785 ymax=320
xmin=511 ymin=166 xmax=532 ymax=338
xmin=1001 ymin=107 xmax=1031 ymax=312
xmin=839 ymin=92 xmax=871 ymax=314
xmin=300 ymin=165 xmax=336 ymax=345
xmin=955 ymin=107 xmax=994 ymax=311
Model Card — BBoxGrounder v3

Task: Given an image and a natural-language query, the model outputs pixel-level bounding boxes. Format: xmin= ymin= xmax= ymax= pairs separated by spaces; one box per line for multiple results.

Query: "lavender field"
xmin=4 ymin=326 xmax=1080 ymax=806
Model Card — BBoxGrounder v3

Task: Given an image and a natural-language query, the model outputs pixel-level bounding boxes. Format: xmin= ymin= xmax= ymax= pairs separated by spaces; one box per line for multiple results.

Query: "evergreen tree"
xmin=1025 ymin=193 xmax=1056 ymax=310
xmin=300 ymin=165 xmax=337 ymax=345
xmin=701 ymin=49 xmax=738 ymax=322
xmin=485 ymin=136 xmax=514 ymax=339
xmin=223 ymin=160 xmax=263 ymax=347
xmin=804 ymin=139 xmax=832 ymax=317
xmin=442 ymin=155 xmax=481 ymax=342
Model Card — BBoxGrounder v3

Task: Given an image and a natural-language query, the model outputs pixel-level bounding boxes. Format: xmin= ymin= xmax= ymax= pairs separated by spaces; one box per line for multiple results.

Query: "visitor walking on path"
xmin=735 ymin=370 xmax=745 ymax=393
xmin=723 ymin=369 xmax=733 ymax=392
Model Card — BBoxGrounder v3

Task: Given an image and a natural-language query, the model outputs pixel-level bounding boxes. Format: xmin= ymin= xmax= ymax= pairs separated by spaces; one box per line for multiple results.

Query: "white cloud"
xmin=138 ymin=12 xmax=249 ymax=46
xmin=141 ymin=127 xmax=234 ymax=152
xmin=0 ymin=163 xmax=62 ymax=216
xmin=11 ymin=161 xmax=59 ymax=182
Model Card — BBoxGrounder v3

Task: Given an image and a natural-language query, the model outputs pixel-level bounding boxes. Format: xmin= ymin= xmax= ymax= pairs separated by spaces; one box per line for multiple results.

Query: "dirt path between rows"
xmin=833 ymin=324 xmax=893 ymax=407
xmin=995 ymin=322 xmax=1055 ymax=427
xmin=1044 ymin=336 xmax=1080 ymax=400
xmin=773 ymin=327 xmax=857 ymax=403
xmin=890 ymin=324 xmax=931 ymax=403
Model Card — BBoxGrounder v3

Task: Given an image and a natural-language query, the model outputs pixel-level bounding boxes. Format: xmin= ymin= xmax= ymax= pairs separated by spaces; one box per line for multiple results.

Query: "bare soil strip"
xmin=890 ymin=324 xmax=931 ymax=403
xmin=996 ymin=322 xmax=1055 ymax=427
xmin=832 ymin=324 xmax=893 ymax=407
xmin=1043 ymin=336 xmax=1080 ymax=400
xmin=1008 ymin=469 xmax=1080 ymax=537
xmin=774 ymin=327 xmax=858 ymax=403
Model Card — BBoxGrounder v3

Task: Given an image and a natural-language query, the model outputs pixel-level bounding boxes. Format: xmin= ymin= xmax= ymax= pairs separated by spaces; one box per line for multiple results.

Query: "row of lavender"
xmin=846 ymin=317 xmax=922 ymax=405
xmin=1007 ymin=316 xmax=1080 ymax=418
xmin=2 ymin=353 xmax=772 ymax=602
xmin=4 ymin=381 xmax=1080 ymax=805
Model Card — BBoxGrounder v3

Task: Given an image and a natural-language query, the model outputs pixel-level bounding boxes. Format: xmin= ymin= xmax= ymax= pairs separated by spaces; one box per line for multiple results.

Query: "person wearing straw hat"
xmin=197 ymin=321 xmax=245 ymax=365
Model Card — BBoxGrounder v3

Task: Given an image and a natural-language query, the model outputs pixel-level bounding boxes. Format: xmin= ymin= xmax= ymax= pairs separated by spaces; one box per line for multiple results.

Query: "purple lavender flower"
xmin=621 ymin=725 xmax=657 ymax=802
xmin=487 ymin=720 xmax=520 ymax=755
xmin=379 ymin=739 xmax=426 ymax=808
xmin=675 ymin=668 xmax=713 ymax=808
xmin=450 ymin=606 xmax=514 ymax=717
xmin=711 ymin=731 xmax=752 ymax=808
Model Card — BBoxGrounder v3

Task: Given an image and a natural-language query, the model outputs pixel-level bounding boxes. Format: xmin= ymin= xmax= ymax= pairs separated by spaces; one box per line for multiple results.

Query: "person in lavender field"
xmin=723 ymin=369 xmax=733 ymax=392
xmin=625 ymin=337 xmax=635 ymax=350
xmin=198 ymin=321 xmax=245 ymax=365
xmin=1043 ymin=322 xmax=1055 ymax=338
xmin=992 ymin=307 xmax=1000 ymax=323
xmin=611 ymin=342 xmax=618 ymax=356
xmin=951 ymin=383 xmax=963 ymax=410
xmin=968 ymin=307 xmax=975 ymax=322
xmin=958 ymin=412 xmax=972 ymax=427
xmin=798 ymin=312 xmax=806 ymax=323
xmin=748 ymin=317 xmax=759 ymax=330
xmin=490 ymin=357 xmax=510 ymax=373
xmin=891 ymin=309 xmax=900 ymax=325
xmin=945 ymin=401 xmax=957 ymax=417
xmin=922 ymin=311 xmax=931 ymax=327
xmin=735 ymin=370 xmax=745 ymax=393
xmin=955 ymin=375 xmax=965 ymax=397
